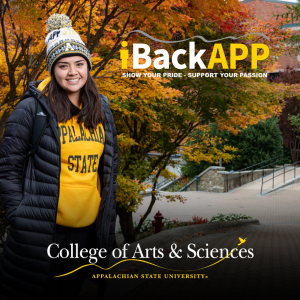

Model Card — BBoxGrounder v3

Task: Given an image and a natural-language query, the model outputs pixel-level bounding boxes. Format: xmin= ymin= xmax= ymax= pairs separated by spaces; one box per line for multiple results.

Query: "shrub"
xmin=209 ymin=213 xmax=252 ymax=222
xmin=162 ymin=216 xmax=208 ymax=230
xmin=181 ymin=116 xmax=288 ymax=177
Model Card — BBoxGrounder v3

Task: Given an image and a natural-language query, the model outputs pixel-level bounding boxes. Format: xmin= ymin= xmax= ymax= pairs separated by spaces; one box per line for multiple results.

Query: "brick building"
xmin=243 ymin=0 xmax=300 ymax=75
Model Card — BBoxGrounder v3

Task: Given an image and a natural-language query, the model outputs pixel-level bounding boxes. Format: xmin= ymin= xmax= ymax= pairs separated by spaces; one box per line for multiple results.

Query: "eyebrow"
xmin=57 ymin=60 xmax=85 ymax=64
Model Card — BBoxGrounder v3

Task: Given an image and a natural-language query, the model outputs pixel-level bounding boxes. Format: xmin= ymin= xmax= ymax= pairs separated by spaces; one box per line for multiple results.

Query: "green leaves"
xmin=288 ymin=113 xmax=300 ymax=138
xmin=182 ymin=117 xmax=284 ymax=175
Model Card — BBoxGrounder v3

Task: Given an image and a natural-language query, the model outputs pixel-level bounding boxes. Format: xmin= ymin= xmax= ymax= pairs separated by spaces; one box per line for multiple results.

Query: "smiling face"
xmin=53 ymin=56 xmax=88 ymax=105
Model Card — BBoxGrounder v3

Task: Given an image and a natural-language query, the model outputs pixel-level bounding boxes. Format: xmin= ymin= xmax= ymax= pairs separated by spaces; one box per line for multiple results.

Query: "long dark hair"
xmin=38 ymin=71 xmax=106 ymax=130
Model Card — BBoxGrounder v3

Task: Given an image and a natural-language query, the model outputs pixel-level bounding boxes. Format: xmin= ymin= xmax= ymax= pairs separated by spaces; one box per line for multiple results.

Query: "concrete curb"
xmin=117 ymin=219 xmax=259 ymax=257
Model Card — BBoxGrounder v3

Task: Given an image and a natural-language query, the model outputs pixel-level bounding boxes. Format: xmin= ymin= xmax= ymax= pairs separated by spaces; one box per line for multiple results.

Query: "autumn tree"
xmin=270 ymin=68 xmax=300 ymax=162
xmin=277 ymin=96 xmax=300 ymax=162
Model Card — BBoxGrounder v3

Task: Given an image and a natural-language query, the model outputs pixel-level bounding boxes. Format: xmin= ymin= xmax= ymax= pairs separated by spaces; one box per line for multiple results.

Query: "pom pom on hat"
xmin=45 ymin=13 xmax=92 ymax=74
xmin=46 ymin=13 xmax=72 ymax=32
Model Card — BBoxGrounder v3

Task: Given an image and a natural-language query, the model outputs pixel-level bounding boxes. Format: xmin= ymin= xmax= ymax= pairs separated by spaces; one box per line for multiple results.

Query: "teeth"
xmin=67 ymin=78 xmax=80 ymax=82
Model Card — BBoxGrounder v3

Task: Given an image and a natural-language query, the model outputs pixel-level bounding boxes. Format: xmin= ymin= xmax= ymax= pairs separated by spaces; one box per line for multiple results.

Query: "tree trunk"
xmin=135 ymin=192 xmax=156 ymax=234
xmin=116 ymin=206 xmax=136 ymax=243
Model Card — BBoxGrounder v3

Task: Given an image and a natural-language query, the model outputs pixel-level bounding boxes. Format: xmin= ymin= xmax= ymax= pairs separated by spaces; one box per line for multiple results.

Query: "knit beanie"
xmin=45 ymin=13 xmax=92 ymax=75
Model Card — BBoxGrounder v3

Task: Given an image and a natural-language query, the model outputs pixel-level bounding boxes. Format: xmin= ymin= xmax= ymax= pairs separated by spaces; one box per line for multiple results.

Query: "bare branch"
xmin=86 ymin=4 xmax=120 ymax=50
xmin=92 ymin=15 xmax=131 ymax=77
xmin=30 ymin=47 xmax=47 ymax=81
xmin=105 ymin=0 xmax=110 ymax=17
xmin=86 ymin=0 xmax=97 ymax=45
xmin=12 ymin=36 xmax=32 ymax=69
xmin=135 ymin=152 xmax=171 ymax=233
xmin=46 ymin=0 xmax=64 ymax=15
xmin=123 ymin=116 xmax=133 ymax=133
xmin=0 ymin=1 xmax=10 ymax=67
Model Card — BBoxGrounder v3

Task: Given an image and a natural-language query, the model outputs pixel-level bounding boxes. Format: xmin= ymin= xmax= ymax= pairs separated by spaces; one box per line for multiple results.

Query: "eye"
xmin=77 ymin=63 xmax=83 ymax=66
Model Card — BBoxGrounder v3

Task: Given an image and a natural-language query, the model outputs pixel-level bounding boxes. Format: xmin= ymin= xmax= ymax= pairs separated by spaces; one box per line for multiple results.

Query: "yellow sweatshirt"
xmin=37 ymin=78 xmax=105 ymax=228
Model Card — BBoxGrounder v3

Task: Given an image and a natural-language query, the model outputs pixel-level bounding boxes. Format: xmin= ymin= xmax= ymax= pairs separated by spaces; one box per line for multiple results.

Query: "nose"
xmin=68 ymin=64 xmax=78 ymax=76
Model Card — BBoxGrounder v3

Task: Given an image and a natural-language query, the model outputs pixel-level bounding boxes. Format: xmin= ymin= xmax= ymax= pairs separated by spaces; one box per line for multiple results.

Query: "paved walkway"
xmin=131 ymin=171 xmax=300 ymax=224
xmin=103 ymin=175 xmax=300 ymax=299
xmin=106 ymin=222 xmax=300 ymax=299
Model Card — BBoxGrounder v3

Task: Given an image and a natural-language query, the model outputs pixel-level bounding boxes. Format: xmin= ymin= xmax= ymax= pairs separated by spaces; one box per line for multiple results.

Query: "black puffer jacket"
xmin=0 ymin=80 xmax=118 ymax=299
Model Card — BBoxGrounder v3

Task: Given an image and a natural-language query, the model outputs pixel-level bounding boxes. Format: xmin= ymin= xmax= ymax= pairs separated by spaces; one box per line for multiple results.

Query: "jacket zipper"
xmin=53 ymin=132 xmax=60 ymax=248
xmin=53 ymin=119 xmax=61 ymax=255
xmin=95 ymin=132 xmax=105 ymax=228
xmin=45 ymin=117 xmax=61 ymax=295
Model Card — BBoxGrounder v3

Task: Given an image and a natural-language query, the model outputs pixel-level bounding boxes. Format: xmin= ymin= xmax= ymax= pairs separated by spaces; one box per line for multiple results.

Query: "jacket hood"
xmin=24 ymin=79 xmax=57 ymax=119
xmin=27 ymin=79 xmax=44 ymax=99
xmin=17 ymin=80 xmax=42 ymax=103
xmin=27 ymin=77 xmax=51 ymax=97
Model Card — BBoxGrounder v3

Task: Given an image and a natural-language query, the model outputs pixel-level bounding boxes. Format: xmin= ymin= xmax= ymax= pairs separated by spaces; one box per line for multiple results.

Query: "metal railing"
xmin=179 ymin=174 xmax=200 ymax=192
xmin=142 ymin=176 xmax=183 ymax=194
xmin=154 ymin=155 xmax=288 ymax=193
xmin=225 ymin=155 xmax=286 ymax=192
xmin=260 ymin=159 xmax=300 ymax=194
xmin=156 ymin=178 xmax=172 ymax=190
xmin=168 ymin=176 xmax=188 ymax=192
xmin=154 ymin=176 xmax=185 ymax=192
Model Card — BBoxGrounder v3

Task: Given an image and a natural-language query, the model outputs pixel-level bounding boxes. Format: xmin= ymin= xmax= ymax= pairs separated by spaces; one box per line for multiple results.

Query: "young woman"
xmin=0 ymin=14 xmax=118 ymax=300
